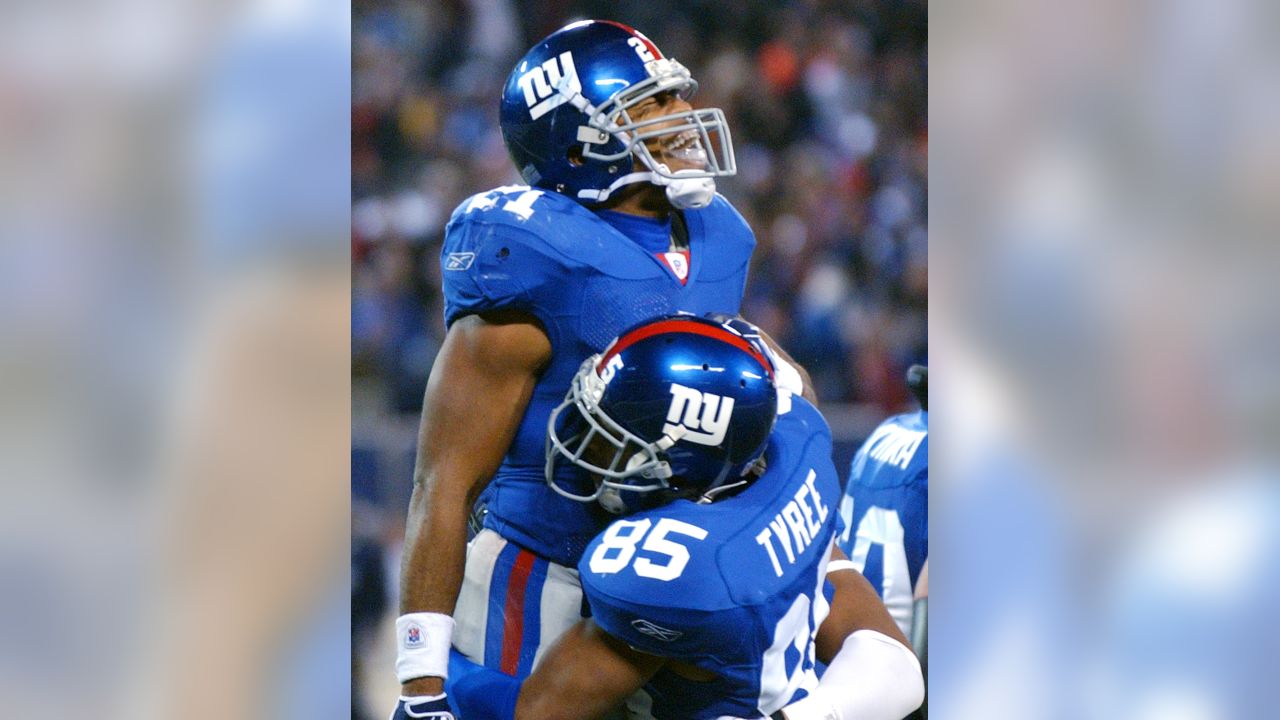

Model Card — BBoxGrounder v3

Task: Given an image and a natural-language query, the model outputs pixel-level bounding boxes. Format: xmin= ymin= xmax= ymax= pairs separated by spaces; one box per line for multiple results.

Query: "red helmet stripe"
xmin=597 ymin=319 xmax=774 ymax=379
xmin=598 ymin=19 xmax=664 ymax=59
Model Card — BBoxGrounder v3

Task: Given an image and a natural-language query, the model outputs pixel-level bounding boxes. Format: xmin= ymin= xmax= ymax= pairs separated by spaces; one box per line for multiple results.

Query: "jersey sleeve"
xmin=786 ymin=396 xmax=833 ymax=446
xmin=439 ymin=200 xmax=575 ymax=336
xmin=695 ymin=195 xmax=756 ymax=284
xmin=583 ymin=577 xmax=738 ymax=660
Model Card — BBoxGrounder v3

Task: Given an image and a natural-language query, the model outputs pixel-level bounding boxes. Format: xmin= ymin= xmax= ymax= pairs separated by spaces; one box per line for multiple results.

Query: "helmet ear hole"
xmin=567 ymin=145 xmax=585 ymax=167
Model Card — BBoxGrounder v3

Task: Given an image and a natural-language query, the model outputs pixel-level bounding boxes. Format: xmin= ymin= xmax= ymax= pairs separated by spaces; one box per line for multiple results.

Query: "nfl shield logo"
xmin=406 ymin=625 xmax=423 ymax=647
xmin=660 ymin=251 xmax=689 ymax=283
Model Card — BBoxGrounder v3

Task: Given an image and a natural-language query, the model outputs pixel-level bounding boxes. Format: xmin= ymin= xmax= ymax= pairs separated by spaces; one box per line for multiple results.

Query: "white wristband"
xmin=395 ymin=612 xmax=455 ymax=683
xmin=825 ymin=559 xmax=858 ymax=575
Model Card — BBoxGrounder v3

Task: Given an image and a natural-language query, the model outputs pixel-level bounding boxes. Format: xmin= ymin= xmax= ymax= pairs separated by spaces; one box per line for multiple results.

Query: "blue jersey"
xmin=579 ymin=399 xmax=841 ymax=720
xmin=441 ymin=186 xmax=755 ymax=566
xmin=836 ymin=409 xmax=928 ymax=637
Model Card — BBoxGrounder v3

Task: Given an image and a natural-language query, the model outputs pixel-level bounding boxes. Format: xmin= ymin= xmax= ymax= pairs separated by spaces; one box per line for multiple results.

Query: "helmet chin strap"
xmin=651 ymin=163 xmax=715 ymax=210
xmin=598 ymin=487 xmax=628 ymax=515
xmin=575 ymin=162 xmax=716 ymax=209
xmin=662 ymin=172 xmax=716 ymax=209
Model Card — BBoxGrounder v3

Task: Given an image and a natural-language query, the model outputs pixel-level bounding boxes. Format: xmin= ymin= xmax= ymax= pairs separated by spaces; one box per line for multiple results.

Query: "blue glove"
xmin=445 ymin=648 xmax=487 ymax=692
xmin=390 ymin=694 xmax=456 ymax=720
xmin=444 ymin=649 xmax=521 ymax=720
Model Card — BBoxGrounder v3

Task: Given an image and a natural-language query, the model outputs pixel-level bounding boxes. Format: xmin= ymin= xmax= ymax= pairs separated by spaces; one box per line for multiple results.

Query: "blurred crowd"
xmin=352 ymin=0 xmax=927 ymax=414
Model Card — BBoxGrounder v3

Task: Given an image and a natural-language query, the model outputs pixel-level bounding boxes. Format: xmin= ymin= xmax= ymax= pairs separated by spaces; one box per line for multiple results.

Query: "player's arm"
xmin=519 ymin=618 xmax=664 ymax=720
xmin=910 ymin=558 xmax=928 ymax=719
xmin=397 ymin=311 xmax=551 ymax=696
xmin=814 ymin=545 xmax=909 ymax=659
xmin=754 ymin=327 xmax=818 ymax=406
xmin=448 ymin=618 xmax=665 ymax=720
xmin=913 ymin=557 xmax=928 ymax=658
xmin=705 ymin=312 xmax=817 ymax=405
xmin=780 ymin=545 xmax=924 ymax=720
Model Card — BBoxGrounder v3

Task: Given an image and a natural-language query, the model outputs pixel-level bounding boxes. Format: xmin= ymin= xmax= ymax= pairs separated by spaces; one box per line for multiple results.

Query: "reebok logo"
xmin=444 ymin=252 xmax=475 ymax=270
xmin=631 ymin=618 xmax=683 ymax=642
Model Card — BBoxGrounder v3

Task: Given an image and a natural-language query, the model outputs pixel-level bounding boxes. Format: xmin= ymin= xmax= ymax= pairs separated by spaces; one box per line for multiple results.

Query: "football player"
xmin=439 ymin=315 xmax=923 ymax=720
xmin=391 ymin=20 xmax=812 ymax=719
xmin=836 ymin=365 xmax=928 ymax=666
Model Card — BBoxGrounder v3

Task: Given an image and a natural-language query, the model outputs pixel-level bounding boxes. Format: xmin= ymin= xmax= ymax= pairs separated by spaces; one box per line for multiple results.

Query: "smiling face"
xmin=625 ymin=90 xmax=712 ymax=174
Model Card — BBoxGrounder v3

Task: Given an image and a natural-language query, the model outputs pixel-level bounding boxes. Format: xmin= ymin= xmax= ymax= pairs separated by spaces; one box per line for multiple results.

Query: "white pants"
xmin=452 ymin=529 xmax=587 ymax=678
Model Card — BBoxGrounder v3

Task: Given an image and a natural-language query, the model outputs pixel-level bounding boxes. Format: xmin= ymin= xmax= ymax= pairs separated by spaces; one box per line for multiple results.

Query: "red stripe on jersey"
xmin=598 ymin=319 xmax=774 ymax=378
xmin=598 ymin=19 xmax=663 ymax=59
xmin=499 ymin=550 xmax=536 ymax=675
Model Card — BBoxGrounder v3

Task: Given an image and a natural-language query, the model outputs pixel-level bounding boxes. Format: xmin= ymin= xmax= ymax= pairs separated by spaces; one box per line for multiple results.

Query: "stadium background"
xmin=351 ymin=1 xmax=926 ymax=716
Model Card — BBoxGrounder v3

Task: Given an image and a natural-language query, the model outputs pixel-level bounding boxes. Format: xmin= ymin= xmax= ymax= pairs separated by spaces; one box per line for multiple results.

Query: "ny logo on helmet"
xmin=663 ymin=383 xmax=734 ymax=446
xmin=517 ymin=51 xmax=581 ymax=120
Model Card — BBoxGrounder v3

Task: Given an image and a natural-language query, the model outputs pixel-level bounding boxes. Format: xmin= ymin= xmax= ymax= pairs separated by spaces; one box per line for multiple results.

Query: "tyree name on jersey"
xmin=582 ymin=398 xmax=841 ymax=719
xmin=446 ymin=315 xmax=923 ymax=720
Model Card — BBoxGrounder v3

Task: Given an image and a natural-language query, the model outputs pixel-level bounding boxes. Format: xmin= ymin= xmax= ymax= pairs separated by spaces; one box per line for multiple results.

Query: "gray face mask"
xmin=567 ymin=58 xmax=735 ymax=206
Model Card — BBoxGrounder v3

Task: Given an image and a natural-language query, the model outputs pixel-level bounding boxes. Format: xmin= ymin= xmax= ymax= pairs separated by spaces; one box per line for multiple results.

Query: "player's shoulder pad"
xmin=778 ymin=395 xmax=833 ymax=445
xmin=440 ymin=187 xmax=593 ymax=326
xmin=443 ymin=185 xmax=589 ymax=261
xmin=866 ymin=409 xmax=929 ymax=446
xmin=882 ymin=410 xmax=929 ymax=458
xmin=685 ymin=193 xmax=755 ymax=281
xmin=445 ymin=186 xmax=662 ymax=281
xmin=711 ymin=402 xmax=841 ymax=607
xmin=580 ymin=506 xmax=737 ymax=656
xmin=580 ymin=507 xmax=732 ymax=612
xmin=700 ymin=193 xmax=752 ymax=234
xmin=849 ymin=409 xmax=929 ymax=489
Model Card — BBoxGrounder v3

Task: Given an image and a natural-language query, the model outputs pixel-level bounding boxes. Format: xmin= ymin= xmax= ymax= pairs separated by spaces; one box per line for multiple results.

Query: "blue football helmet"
xmin=499 ymin=20 xmax=736 ymax=209
xmin=546 ymin=315 xmax=778 ymax=514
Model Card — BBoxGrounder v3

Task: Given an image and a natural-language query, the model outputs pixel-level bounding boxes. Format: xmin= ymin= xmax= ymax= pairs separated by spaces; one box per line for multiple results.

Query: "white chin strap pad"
xmin=651 ymin=164 xmax=715 ymax=209
xmin=598 ymin=487 xmax=627 ymax=514
xmin=663 ymin=173 xmax=716 ymax=209
xmin=579 ymin=165 xmax=716 ymax=209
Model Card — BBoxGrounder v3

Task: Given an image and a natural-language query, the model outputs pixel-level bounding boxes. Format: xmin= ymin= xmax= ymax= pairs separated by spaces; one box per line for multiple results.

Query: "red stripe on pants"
xmin=500 ymin=549 xmax=536 ymax=675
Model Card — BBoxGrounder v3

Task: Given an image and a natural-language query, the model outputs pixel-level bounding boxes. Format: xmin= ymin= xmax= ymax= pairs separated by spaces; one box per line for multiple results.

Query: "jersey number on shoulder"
xmin=588 ymin=518 xmax=708 ymax=582
xmin=758 ymin=543 xmax=829 ymax=715
xmin=462 ymin=185 xmax=545 ymax=221
xmin=839 ymin=498 xmax=912 ymax=634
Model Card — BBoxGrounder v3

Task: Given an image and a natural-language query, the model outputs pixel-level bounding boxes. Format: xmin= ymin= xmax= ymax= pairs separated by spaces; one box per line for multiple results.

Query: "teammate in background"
xmin=444 ymin=315 xmax=923 ymax=720
xmin=836 ymin=365 xmax=928 ymax=653
xmin=913 ymin=558 xmax=928 ymax=704
xmin=391 ymin=21 xmax=812 ymax=719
